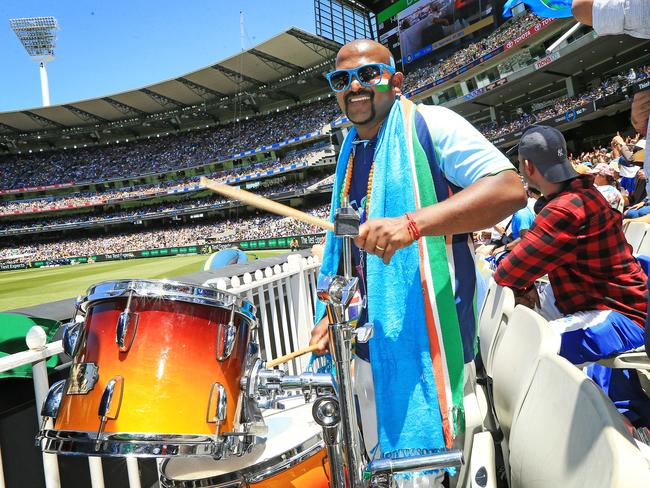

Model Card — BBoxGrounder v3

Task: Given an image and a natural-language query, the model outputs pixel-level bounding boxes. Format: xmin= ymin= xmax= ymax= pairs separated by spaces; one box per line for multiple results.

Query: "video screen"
xmin=377 ymin=0 xmax=494 ymax=67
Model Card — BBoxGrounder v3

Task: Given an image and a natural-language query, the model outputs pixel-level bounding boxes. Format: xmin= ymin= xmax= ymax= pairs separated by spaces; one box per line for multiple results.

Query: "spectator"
xmin=495 ymin=125 xmax=649 ymax=427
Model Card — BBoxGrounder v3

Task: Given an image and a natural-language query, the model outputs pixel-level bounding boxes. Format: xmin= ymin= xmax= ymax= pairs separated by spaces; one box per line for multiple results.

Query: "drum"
xmin=160 ymin=397 xmax=330 ymax=487
xmin=39 ymin=279 xmax=256 ymax=457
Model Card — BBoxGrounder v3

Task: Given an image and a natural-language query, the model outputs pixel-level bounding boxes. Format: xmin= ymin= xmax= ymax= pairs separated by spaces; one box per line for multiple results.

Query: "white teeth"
xmin=349 ymin=96 xmax=370 ymax=102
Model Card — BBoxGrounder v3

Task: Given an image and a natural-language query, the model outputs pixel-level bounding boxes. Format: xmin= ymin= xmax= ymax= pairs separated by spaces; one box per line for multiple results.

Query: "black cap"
xmin=519 ymin=125 xmax=579 ymax=183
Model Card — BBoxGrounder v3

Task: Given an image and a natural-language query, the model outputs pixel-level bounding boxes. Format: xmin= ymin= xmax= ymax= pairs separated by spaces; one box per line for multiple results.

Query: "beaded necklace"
xmin=340 ymin=151 xmax=374 ymax=222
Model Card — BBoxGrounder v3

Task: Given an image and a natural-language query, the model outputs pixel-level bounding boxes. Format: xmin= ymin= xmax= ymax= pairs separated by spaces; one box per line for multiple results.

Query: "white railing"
xmin=0 ymin=253 xmax=322 ymax=488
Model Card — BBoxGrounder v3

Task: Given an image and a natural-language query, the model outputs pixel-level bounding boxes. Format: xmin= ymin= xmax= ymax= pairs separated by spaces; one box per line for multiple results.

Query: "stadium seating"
xmin=624 ymin=222 xmax=649 ymax=254
xmin=478 ymin=279 xmax=516 ymax=378
xmin=508 ymin=354 xmax=650 ymax=488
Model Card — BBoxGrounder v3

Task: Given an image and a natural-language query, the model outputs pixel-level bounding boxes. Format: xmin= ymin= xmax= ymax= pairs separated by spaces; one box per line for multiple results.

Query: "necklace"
xmin=340 ymin=151 xmax=374 ymax=222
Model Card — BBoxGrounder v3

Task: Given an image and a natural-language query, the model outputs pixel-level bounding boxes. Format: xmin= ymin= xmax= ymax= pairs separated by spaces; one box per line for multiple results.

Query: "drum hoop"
xmin=160 ymin=432 xmax=324 ymax=486
xmin=83 ymin=279 xmax=256 ymax=322
xmin=38 ymin=428 xmax=246 ymax=458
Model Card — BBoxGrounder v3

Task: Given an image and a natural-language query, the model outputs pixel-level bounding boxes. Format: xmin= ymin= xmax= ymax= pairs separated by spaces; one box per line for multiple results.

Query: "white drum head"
xmin=162 ymin=396 xmax=322 ymax=483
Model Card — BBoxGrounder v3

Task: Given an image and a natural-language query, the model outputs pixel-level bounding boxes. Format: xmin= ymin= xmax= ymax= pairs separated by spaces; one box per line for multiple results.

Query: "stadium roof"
xmin=0 ymin=28 xmax=340 ymax=138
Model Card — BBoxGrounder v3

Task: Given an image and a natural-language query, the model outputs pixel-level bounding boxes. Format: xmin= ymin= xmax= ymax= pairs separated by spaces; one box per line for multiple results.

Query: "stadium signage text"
xmin=534 ymin=51 xmax=561 ymax=71
xmin=0 ymin=262 xmax=27 ymax=271
xmin=504 ymin=18 xmax=555 ymax=51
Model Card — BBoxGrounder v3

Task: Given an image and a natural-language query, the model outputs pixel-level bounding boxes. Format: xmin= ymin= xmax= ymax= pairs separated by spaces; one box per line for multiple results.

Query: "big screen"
xmin=377 ymin=0 xmax=494 ymax=68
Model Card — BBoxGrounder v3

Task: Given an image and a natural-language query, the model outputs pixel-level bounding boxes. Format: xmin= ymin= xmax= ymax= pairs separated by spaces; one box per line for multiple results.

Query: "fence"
xmin=0 ymin=254 xmax=322 ymax=488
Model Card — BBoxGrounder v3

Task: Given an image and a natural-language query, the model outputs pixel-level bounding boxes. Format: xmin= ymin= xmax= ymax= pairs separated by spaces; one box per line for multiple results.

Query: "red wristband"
xmin=405 ymin=213 xmax=422 ymax=241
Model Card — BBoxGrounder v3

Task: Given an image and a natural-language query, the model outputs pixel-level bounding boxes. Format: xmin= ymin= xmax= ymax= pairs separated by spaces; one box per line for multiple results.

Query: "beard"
xmin=344 ymin=90 xmax=376 ymax=125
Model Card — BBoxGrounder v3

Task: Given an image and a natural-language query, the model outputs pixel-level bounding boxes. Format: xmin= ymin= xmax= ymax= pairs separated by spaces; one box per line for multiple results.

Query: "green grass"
xmin=0 ymin=249 xmax=294 ymax=311
xmin=0 ymin=255 xmax=207 ymax=311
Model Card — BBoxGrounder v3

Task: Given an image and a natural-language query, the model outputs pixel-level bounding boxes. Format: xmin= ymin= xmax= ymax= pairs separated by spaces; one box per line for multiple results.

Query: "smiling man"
xmin=310 ymin=39 xmax=524 ymax=484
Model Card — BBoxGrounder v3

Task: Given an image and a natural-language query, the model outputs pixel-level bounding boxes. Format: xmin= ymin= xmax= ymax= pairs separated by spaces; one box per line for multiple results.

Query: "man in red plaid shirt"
xmin=495 ymin=125 xmax=649 ymax=426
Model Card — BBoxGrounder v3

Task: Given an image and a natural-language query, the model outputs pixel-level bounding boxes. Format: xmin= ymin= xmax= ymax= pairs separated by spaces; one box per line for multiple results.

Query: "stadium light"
xmin=9 ymin=16 xmax=60 ymax=107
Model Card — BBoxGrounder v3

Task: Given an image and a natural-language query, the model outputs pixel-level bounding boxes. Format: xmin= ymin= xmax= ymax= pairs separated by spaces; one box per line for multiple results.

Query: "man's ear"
xmin=391 ymin=72 xmax=404 ymax=92
xmin=523 ymin=159 xmax=534 ymax=176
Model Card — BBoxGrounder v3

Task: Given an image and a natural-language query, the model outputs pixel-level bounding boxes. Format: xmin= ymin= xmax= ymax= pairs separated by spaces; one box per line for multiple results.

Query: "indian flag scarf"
xmin=315 ymin=96 xmax=465 ymax=461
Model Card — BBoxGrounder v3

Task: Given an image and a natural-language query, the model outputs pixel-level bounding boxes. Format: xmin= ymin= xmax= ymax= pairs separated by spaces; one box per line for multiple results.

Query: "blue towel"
xmin=315 ymin=100 xmax=452 ymax=468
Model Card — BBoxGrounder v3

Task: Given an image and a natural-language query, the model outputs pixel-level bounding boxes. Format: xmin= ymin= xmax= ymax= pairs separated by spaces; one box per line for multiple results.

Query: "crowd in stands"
xmin=0 ymin=147 xmax=331 ymax=215
xmin=0 ymin=99 xmax=339 ymax=190
xmin=0 ymin=204 xmax=330 ymax=263
xmin=0 ymin=175 xmax=328 ymax=233
xmin=478 ymin=65 xmax=650 ymax=140
xmin=402 ymin=13 xmax=541 ymax=94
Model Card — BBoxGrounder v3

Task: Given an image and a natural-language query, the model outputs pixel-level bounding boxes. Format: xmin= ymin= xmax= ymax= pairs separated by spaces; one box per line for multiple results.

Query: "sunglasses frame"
xmin=325 ymin=63 xmax=396 ymax=93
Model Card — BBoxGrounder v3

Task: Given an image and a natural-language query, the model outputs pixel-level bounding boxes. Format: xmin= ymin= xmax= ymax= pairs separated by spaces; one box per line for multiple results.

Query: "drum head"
xmin=162 ymin=397 xmax=322 ymax=484
xmin=83 ymin=279 xmax=256 ymax=322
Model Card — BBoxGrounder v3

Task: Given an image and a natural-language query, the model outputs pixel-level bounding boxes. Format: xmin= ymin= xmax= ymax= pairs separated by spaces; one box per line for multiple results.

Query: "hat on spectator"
xmin=519 ymin=125 xmax=579 ymax=183
xmin=588 ymin=162 xmax=618 ymax=177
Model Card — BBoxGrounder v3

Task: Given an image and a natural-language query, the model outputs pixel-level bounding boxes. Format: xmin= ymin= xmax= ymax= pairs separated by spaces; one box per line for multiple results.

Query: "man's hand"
xmin=354 ymin=216 xmax=413 ymax=265
xmin=490 ymin=246 xmax=505 ymax=256
xmin=309 ymin=317 xmax=329 ymax=355
xmin=515 ymin=286 xmax=540 ymax=310
xmin=632 ymin=91 xmax=650 ymax=136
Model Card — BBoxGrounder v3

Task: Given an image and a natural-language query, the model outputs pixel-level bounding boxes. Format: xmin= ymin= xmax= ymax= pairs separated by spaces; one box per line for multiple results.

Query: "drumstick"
xmin=266 ymin=343 xmax=321 ymax=368
xmin=200 ymin=177 xmax=335 ymax=232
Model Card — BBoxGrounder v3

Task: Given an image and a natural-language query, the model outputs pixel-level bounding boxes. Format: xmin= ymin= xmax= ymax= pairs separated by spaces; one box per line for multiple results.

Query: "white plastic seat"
xmin=491 ymin=305 xmax=560 ymax=439
xmin=509 ymin=354 xmax=650 ymax=488
xmin=478 ymin=279 xmax=515 ymax=378
xmin=638 ymin=237 xmax=650 ymax=257
xmin=624 ymin=221 xmax=649 ymax=254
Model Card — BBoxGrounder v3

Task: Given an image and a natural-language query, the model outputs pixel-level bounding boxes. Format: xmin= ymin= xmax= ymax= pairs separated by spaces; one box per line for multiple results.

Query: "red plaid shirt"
xmin=495 ymin=176 xmax=648 ymax=327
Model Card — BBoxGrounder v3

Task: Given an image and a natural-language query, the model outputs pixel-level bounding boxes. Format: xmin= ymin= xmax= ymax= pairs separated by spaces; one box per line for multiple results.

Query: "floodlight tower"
xmin=9 ymin=16 xmax=59 ymax=107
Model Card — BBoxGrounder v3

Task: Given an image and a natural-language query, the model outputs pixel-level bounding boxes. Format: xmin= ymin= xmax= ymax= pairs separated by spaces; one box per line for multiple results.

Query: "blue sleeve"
xmin=417 ymin=105 xmax=515 ymax=189
xmin=511 ymin=208 xmax=534 ymax=239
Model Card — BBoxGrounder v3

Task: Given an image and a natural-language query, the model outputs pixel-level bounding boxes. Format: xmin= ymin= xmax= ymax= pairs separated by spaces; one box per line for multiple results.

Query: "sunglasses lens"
xmin=358 ymin=65 xmax=382 ymax=85
xmin=329 ymin=71 xmax=350 ymax=91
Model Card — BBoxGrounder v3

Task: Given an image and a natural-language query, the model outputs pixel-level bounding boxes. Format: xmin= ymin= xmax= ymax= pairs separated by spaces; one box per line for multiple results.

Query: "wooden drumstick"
xmin=200 ymin=177 xmax=335 ymax=232
xmin=266 ymin=343 xmax=321 ymax=368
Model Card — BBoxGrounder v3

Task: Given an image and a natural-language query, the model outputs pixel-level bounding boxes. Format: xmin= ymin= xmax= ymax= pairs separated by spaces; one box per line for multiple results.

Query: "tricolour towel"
xmin=315 ymin=97 xmax=465 ymax=461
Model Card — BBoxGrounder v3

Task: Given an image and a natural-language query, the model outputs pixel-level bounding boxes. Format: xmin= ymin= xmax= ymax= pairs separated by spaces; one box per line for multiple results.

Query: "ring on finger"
xmin=375 ymin=245 xmax=385 ymax=253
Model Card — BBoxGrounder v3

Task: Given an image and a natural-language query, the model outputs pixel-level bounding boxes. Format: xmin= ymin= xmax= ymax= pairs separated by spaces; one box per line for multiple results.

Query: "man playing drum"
xmin=310 ymin=39 xmax=525 ymax=485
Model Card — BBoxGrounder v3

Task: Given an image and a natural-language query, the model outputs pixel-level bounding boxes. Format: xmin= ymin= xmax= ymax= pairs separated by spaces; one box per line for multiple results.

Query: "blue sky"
xmin=0 ymin=0 xmax=316 ymax=112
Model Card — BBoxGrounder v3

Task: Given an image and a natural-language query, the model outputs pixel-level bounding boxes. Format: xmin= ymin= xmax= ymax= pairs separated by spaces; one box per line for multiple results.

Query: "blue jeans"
xmin=625 ymin=203 xmax=650 ymax=219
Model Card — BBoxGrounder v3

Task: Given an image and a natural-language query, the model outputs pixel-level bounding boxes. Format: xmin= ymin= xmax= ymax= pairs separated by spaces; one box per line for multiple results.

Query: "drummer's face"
xmin=334 ymin=41 xmax=403 ymax=136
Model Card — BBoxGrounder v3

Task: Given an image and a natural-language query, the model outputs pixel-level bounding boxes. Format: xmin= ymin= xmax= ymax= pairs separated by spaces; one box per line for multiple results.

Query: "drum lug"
xmin=115 ymin=291 xmax=139 ymax=352
xmin=62 ymin=320 xmax=84 ymax=357
xmin=38 ymin=380 xmax=66 ymax=433
xmin=96 ymin=376 xmax=124 ymax=446
xmin=216 ymin=305 xmax=238 ymax=361
xmin=206 ymin=382 xmax=227 ymax=436
xmin=66 ymin=362 xmax=99 ymax=395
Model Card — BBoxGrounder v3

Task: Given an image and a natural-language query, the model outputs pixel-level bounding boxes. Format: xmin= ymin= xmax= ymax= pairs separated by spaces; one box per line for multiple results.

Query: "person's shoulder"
xmin=416 ymin=104 xmax=457 ymax=120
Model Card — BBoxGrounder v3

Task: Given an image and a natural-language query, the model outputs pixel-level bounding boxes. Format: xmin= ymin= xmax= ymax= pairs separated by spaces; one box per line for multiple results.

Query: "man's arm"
xmin=574 ymin=0 xmax=650 ymax=39
xmin=355 ymin=170 xmax=526 ymax=264
xmin=494 ymin=204 xmax=577 ymax=291
xmin=571 ymin=0 xmax=593 ymax=25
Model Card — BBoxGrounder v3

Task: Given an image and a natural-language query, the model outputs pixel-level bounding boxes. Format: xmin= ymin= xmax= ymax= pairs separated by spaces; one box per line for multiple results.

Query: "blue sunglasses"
xmin=325 ymin=63 xmax=396 ymax=93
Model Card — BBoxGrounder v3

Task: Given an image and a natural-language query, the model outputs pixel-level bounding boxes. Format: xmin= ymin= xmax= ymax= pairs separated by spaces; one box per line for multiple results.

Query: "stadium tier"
xmin=1 ymin=9 xmax=649 ymax=269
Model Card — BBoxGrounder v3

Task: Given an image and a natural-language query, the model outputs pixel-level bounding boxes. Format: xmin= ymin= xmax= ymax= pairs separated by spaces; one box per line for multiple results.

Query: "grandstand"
xmin=3 ymin=3 xmax=650 ymax=488
xmin=1 ymin=7 xmax=649 ymax=272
